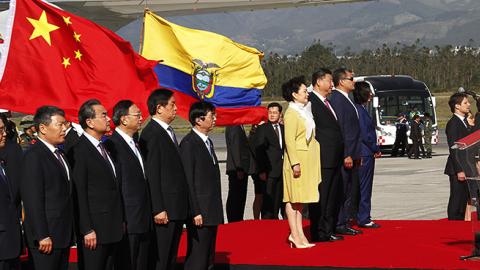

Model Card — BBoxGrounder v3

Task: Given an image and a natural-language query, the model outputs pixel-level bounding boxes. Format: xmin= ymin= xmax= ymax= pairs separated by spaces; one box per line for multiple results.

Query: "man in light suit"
xmin=21 ymin=106 xmax=73 ymax=270
xmin=71 ymin=99 xmax=124 ymax=270
xmin=180 ymin=101 xmax=223 ymax=270
xmin=329 ymin=68 xmax=362 ymax=236
xmin=0 ymin=115 xmax=22 ymax=270
xmin=254 ymin=102 xmax=285 ymax=219
xmin=105 ymin=100 xmax=153 ymax=270
xmin=139 ymin=89 xmax=189 ymax=270
xmin=308 ymin=68 xmax=345 ymax=242
xmin=225 ymin=125 xmax=252 ymax=222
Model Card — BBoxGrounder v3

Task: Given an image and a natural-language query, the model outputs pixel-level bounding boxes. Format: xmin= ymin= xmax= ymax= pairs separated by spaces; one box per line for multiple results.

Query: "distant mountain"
xmin=117 ymin=0 xmax=480 ymax=55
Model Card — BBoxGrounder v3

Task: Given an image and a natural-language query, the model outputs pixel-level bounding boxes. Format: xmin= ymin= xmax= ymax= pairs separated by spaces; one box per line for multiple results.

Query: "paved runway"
xmin=180 ymin=129 xmax=451 ymax=221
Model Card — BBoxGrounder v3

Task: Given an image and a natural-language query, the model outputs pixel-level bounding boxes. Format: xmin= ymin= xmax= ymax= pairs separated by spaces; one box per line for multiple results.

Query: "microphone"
xmin=458 ymin=87 xmax=480 ymax=99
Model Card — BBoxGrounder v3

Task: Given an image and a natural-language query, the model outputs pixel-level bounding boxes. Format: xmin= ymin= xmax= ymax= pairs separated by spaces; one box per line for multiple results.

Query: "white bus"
xmin=355 ymin=75 xmax=439 ymax=149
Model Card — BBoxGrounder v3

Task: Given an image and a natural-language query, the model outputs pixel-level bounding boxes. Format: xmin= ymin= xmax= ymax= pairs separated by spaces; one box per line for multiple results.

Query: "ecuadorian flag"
xmin=141 ymin=11 xmax=267 ymax=125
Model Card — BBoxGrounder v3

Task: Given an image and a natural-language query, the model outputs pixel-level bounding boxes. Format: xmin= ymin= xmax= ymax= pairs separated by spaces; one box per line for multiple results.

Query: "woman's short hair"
xmin=353 ymin=82 xmax=372 ymax=105
xmin=282 ymin=76 xmax=305 ymax=102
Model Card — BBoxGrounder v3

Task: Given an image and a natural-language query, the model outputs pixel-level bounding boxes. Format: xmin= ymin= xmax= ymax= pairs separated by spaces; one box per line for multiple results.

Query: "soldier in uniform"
xmin=423 ymin=113 xmax=433 ymax=158
xmin=19 ymin=115 xmax=37 ymax=149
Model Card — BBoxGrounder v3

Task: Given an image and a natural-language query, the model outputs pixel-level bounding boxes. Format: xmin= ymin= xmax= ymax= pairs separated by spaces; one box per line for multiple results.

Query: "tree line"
xmin=261 ymin=40 xmax=480 ymax=98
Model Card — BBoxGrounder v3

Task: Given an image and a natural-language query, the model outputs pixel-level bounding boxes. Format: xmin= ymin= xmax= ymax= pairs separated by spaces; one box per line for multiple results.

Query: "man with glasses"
xmin=104 ymin=100 xmax=152 ymax=270
xmin=71 ymin=99 xmax=125 ymax=270
xmin=329 ymin=68 xmax=363 ymax=236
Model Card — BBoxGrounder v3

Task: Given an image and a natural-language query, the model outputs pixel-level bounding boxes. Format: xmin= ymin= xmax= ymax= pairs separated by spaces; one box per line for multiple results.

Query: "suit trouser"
xmin=408 ymin=139 xmax=421 ymax=158
xmin=80 ymin=241 xmax=123 ymax=270
xmin=261 ymin=176 xmax=283 ymax=219
xmin=28 ymin=247 xmax=69 ymax=270
xmin=226 ymin=172 xmax=248 ymax=222
xmin=0 ymin=258 xmax=19 ymax=270
xmin=392 ymin=136 xmax=407 ymax=156
xmin=337 ymin=165 xmax=359 ymax=228
xmin=118 ymin=231 xmax=151 ymax=270
xmin=309 ymin=166 xmax=342 ymax=239
xmin=153 ymin=221 xmax=183 ymax=270
xmin=357 ymin=156 xmax=375 ymax=225
xmin=184 ymin=225 xmax=217 ymax=270
xmin=447 ymin=174 xmax=469 ymax=220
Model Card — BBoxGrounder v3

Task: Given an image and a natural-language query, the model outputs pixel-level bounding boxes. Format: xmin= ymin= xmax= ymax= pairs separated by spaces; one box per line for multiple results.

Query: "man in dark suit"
xmin=105 ymin=100 xmax=152 ymax=270
xmin=139 ymin=89 xmax=188 ymax=270
xmin=21 ymin=106 xmax=73 ymax=270
xmin=308 ymin=68 xmax=345 ymax=242
xmin=445 ymin=93 xmax=476 ymax=220
xmin=408 ymin=115 xmax=423 ymax=159
xmin=180 ymin=101 xmax=223 ymax=270
xmin=62 ymin=121 xmax=81 ymax=154
xmin=254 ymin=102 xmax=284 ymax=219
xmin=329 ymin=68 xmax=363 ymax=236
xmin=72 ymin=99 xmax=124 ymax=270
xmin=225 ymin=125 xmax=252 ymax=222
xmin=0 ymin=116 xmax=22 ymax=270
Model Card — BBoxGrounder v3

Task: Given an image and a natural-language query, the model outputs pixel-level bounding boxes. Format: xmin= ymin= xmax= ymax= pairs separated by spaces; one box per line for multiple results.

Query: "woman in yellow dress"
xmin=282 ymin=76 xmax=321 ymax=248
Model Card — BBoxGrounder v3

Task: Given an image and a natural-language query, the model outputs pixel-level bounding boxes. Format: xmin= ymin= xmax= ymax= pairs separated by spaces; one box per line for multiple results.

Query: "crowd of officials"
xmin=0 ymin=89 xmax=221 ymax=270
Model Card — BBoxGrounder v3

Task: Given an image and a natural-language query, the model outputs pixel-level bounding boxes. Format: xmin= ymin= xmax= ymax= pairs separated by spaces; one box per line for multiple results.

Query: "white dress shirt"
xmin=311 ymin=90 xmax=338 ymax=120
xmin=38 ymin=137 xmax=70 ymax=180
xmin=193 ymin=128 xmax=216 ymax=164
xmin=151 ymin=117 xmax=176 ymax=144
xmin=115 ymin=128 xmax=145 ymax=175
xmin=334 ymin=88 xmax=359 ymax=118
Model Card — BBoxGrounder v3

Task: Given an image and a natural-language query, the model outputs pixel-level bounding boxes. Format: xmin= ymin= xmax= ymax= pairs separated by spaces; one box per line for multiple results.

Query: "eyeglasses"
xmin=342 ymin=77 xmax=354 ymax=81
xmin=127 ymin=113 xmax=142 ymax=118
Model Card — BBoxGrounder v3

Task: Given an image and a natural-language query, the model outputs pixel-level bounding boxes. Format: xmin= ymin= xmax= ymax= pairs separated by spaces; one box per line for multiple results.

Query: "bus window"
xmin=377 ymin=92 xmax=435 ymax=126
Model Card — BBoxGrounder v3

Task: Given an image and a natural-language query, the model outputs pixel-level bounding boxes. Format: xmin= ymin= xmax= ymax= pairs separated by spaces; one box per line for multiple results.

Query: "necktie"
xmin=206 ymin=138 xmax=216 ymax=164
xmin=98 ymin=142 xmax=109 ymax=161
xmin=167 ymin=126 xmax=179 ymax=146
xmin=0 ymin=161 xmax=13 ymax=199
xmin=324 ymin=99 xmax=337 ymax=120
xmin=54 ymin=149 xmax=68 ymax=179
xmin=273 ymin=124 xmax=282 ymax=149
xmin=464 ymin=117 xmax=472 ymax=131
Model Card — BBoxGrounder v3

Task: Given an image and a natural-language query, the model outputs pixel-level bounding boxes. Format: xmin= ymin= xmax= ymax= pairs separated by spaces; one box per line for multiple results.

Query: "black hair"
xmin=333 ymin=67 xmax=353 ymax=87
xmin=448 ymin=93 xmax=468 ymax=113
xmin=424 ymin=112 xmax=431 ymax=118
xmin=267 ymin=102 xmax=283 ymax=113
xmin=78 ymin=99 xmax=101 ymax=129
xmin=282 ymin=76 xmax=305 ymax=102
xmin=413 ymin=114 xmax=421 ymax=120
xmin=34 ymin=106 xmax=65 ymax=131
xmin=0 ymin=114 xmax=18 ymax=141
xmin=311 ymin=68 xmax=332 ymax=86
xmin=112 ymin=100 xmax=134 ymax=126
xmin=189 ymin=101 xmax=216 ymax=126
xmin=353 ymin=82 xmax=372 ymax=105
xmin=147 ymin=89 xmax=174 ymax=116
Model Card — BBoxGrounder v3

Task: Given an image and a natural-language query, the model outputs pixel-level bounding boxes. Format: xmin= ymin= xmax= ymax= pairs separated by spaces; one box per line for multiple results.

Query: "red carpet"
xmin=175 ymin=219 xmax=480 ymax=269
xmin=21 ymin=219 xmax=480 ymax=269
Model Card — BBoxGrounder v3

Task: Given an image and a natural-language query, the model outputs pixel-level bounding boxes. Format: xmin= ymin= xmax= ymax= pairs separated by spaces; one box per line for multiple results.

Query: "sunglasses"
xmin=342 ymin=77 xmax=354 ymax=81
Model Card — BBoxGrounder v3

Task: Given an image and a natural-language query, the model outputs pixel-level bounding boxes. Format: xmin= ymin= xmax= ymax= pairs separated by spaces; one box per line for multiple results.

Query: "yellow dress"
xmin=283 ymin=107 xmax=321 ymax=203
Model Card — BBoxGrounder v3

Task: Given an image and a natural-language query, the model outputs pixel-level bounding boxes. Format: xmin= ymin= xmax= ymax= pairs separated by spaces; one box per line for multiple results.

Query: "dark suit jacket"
xmin=409 ymin=121 xmax=422 ymax=141
xmin=0 ymin=162 xmax=22 ymax=260
xmin=63 ymin=128 xmax=80 ymax=155
xmin=225 ymin=125 xmax=251 ymax=174
xmin=329 ymin=90 xmax=361 ymax=161
xmin=254 ymin=122 xmax=284 ymax=178
xmin=180 ymin=130 xmax=224 ymax=226
xmin=356 ymin=104 xmax=380 ymax=157
xmin=444 ymin=115 xmax=474 ymax=175
xmin=71 ymin=135 xmax=124 ymax=244
xmin=310 ymin=93 xmax=344 ymax=168
xmin=21 ymin=141 xmax=73 ymax=249
xmin=0 ymin=141 xmax=23 ymax=205
xmin=139 ymin=120 xmax=188 ymax=221
xmin=105 ymin=131 xmax=152 ymax=234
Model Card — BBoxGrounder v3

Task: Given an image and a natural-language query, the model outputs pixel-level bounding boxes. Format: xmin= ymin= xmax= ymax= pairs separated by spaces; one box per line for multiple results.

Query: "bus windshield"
xmin=377 ymin=91 xmax=436 ymax=125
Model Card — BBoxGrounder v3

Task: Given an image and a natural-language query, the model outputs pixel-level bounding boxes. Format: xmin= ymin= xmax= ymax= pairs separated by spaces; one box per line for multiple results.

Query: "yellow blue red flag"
xmin=141 ymin=11 xmax=267 ymax=125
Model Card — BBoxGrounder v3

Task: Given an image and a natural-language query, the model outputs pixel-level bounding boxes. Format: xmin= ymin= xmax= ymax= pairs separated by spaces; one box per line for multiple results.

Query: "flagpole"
xmin=138 ymin=7 xmax=148 ymax=54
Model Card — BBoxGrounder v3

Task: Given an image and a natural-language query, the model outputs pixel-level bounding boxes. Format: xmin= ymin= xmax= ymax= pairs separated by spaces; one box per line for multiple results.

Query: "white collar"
xmin=193 ymin=127 xmax=209 ymax=143
xmin=151 ymin=117 xmax=170 ymax=131
xmin=83 ymin=132 xmax=102 ymax=148
xmin=454 ymin=113 xmax=466 ymax=121
xmin=311 ymin=89 xmax=328 ymax=102
xmin=38 ymin=137 xmax=57 ymax=153
xmin=115 ymin=127 xmax=134 ymax=144
xmin=288 ymin=101 xmax=315 ymax=141
xmin=334 ymin=88 xmax=351 ymax=99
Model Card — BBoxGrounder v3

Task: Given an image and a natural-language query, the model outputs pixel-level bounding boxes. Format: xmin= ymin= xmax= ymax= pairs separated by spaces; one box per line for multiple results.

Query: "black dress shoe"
xmin=359 ymin=222 xmax=381 ymax=228
xmin=347 ymin=227 xmax=363 ymax=234
xmin=335 ymin=227 xmax=356 ymax=235
xmin=329 ymin=234 xmax=344 ymax=241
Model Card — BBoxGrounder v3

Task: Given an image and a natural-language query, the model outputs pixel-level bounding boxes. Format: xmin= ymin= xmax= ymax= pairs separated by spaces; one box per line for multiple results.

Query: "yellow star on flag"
xmin=62 ymin=57 xmax=71 ymax=68
xmin=73 ymin=32 xmax=81 ymax=42
xmin=63 ymin=16 xmax=72 ymax=25
xmin=74 ymin=50 xmax=83 ymax=61
xmin=27 ymin=10 xmax=60 ymax=46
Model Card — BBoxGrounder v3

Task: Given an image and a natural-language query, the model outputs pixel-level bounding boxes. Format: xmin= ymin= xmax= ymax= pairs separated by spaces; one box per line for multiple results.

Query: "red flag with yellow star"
xmin=0 ymin=0 xmax=159 ymax=119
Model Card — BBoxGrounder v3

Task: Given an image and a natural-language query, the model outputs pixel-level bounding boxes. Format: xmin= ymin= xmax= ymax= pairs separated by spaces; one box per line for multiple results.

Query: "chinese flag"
xmin=0 ymin=0 xmax=159 ymax=119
